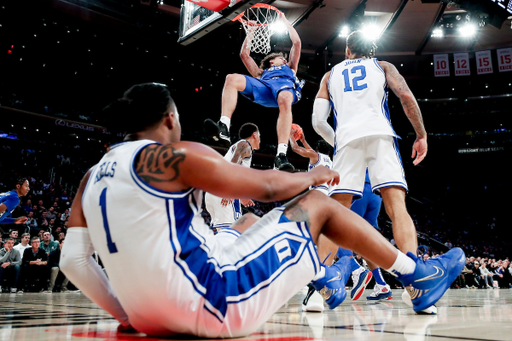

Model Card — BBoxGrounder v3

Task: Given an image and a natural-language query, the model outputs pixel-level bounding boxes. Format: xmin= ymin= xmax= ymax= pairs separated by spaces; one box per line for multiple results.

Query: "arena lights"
xmin=339 ymin=26 xmax=350 ymax=38
xmin=361 ymin=24 xmax=380 ymax=41
xmin=431 ymin=28 xmax=444 ymax=38
xmin=271 ymin=21 xmax=287 ymax=34
xmin=458 ymin=23 xmax=477 ymax=37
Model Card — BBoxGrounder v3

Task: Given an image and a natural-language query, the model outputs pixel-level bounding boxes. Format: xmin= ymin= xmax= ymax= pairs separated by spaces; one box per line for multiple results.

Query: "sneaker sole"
xmin=302 ymin=302 xmax=324 ymax=312
xmin=277 ymin=164 xmax=295 ymax=172
xmin=351 ymin=272 xmax=373 ymax=301
xmin=203 ymin=119 xmax=220 ymax=138
xmin=413 ymin=248 xmax=466 ymax=312
xmin=367 ymin=293 xmax=393 ymax=301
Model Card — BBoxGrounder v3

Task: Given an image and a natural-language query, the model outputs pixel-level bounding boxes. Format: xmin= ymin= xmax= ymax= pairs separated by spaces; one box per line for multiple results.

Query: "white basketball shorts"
xmin=329 ymin=135 xmax=407 ymax=198
xmin=204 ymin=192 xmax=242 ymax=229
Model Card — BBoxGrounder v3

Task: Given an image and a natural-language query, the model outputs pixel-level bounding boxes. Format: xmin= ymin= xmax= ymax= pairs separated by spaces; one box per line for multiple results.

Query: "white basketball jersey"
xmin=308 ymin=152 xmax=332 ymax=193
xmin=328 ymin=58 xmax=398 ymax=151
xmin=82 ymin=140 xmax=221 ymax=335
xmin=223 ymin=139 xmax=252 ymax=167
xmin=204 ymin=139 xmax=252 ymax=228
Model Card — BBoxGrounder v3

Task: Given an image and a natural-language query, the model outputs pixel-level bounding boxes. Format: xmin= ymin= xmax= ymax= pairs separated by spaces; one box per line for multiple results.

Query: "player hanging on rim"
xmin=204 ymin=11 xmax=304 ymax=172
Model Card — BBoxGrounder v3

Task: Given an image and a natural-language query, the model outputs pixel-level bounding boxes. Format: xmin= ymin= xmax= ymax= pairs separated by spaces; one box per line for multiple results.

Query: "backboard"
xmin=178 ymin=0 xmax=266 ymax=45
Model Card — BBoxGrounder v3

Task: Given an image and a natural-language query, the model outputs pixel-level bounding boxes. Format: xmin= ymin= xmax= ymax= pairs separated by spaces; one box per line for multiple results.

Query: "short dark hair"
xmin=239 ymin=123 xmax=259 ymax=140
xmin=31 ymin=237 xmax=40 ymax=243
xmin=260 ymin=52 xmax=286 ymax=70
xmin=103 ymin=83 xmax=175 ymax=134
xmin=21 ymin=233 xmax=30 ymax=238
xmin=14 ymin=177 xmax=27 ymax=189
xmin=346 ymin=31 xmax=377 ymax=58
xmin=315 ymin=140 xmax=332 ymax=156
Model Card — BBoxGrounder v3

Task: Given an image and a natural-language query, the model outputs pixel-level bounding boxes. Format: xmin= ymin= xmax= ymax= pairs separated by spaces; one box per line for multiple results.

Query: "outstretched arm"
xmin=312 ymin=71 xmax=335 ymax=147
xmin=240 ymin=27 xmax=263 ymax=78
xmin=135 ymin=142 xmax=339 ymax=202
xmin=379 ymin=61 xmax=427 ymax=165
xmin=282 ymin=12 xmax=301 ymax=73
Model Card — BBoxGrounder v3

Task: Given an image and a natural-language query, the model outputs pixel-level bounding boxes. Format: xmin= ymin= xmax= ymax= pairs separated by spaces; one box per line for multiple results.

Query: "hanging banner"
xmin=454 ymin=53 xmax=470 ymax=76
xmin=497 ymin=48 xmax=512 ymax=72
xmin=475 ymin=50 xmax=493 ymax=75
xmin=434 ymin=54 xmax=450 ymax=77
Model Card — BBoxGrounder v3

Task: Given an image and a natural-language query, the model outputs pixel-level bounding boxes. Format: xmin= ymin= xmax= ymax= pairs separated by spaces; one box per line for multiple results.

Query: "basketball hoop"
xmin=233 ymin=3 xmax=282 ymax=55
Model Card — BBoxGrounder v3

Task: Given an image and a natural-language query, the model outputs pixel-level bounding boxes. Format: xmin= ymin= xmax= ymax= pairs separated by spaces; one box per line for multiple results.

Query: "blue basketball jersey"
xmin=260 ymin=64 xmax=304 ymax=92
xmin=0 ymin=190 xmax=20 ymax=224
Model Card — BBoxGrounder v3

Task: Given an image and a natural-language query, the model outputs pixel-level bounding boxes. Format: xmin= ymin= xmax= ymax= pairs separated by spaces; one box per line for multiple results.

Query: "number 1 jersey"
xmin=328 ymin=58 xmax=399 ymax=151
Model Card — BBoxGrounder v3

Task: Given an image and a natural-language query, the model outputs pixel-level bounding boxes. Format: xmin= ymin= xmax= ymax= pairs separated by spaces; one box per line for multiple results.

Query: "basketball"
xmin=291 ymin=123 xmax=303 ymax=140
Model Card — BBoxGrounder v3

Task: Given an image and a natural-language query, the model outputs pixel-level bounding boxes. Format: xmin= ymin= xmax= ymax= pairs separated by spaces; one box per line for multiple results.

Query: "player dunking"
xmin=205 ymin=123 xmax=260 ymax=232
xmin=204 ymin=12 xmax=304 ymax=172
xmin=61 ymin=83 xmax=464 ymax=337
xmin=312 ymin=31 xmax=432 ymax=311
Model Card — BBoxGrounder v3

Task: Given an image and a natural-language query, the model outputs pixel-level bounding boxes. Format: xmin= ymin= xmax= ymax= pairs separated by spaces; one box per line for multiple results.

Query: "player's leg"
xmin=360 ymin=193 xmax=393 ymax=301
xmin=379 ymin=187 xmax=417 ymax=255
xmin=331 ymin=193 xmax=373 ymax=301
xmin=204 ymin=74 xmax=247 ymax=147
xmin=274 ymin=90 xmax=294 ymax=171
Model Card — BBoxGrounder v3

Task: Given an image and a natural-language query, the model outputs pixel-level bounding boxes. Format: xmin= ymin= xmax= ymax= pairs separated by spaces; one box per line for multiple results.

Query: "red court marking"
xmin=72 ymin=331 xmax=317 ymax=341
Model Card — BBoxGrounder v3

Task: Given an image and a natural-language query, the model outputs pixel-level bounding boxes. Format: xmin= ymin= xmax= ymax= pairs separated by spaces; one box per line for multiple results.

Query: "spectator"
xmin=479 ymin=261 xmax=493 ymax=288
xmin=22 ymin=237 xmax=49 ymax=292
xmin=0 ymin=236 xmax=3 ymax=249
xmin=40 ymin=231 xmax=58 ymax=255
xmin=37 ymin=200 xmax=46 ymax=214
xmin=52 ymin=226 xmax=62 ymax=241
xmin=57 ymin=232 xmax=65 ymax=242
xmin=8 ymin=230 xmax=20 ymax=245
xmin=13 ymin=233 xmax=31 ymax=260
xmin=37 ymin=211 xmax=49 ymax=229
xmin=24 ymin=211 xmax=39 ymax=235
xmin=445 ymin=240 xmax=453 ymax=249
xmin=47 ymin=239 xmax=70 ymax=293
xmin=60 ymin=209 xmax=70 ymax=222
xmin=46 ymin=207 xmax=56 ymax=221
xmin=0 ymin=238 xmax=22 ymax=293
xmin=22 ymin=199 xmax=32 ymax=213
xmin=47 ymin=219 xmax=56 ymax=237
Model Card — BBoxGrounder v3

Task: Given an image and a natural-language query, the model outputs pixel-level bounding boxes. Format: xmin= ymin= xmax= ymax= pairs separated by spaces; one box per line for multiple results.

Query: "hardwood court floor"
xmin=1 ymin=288 xmax=512 ymax=341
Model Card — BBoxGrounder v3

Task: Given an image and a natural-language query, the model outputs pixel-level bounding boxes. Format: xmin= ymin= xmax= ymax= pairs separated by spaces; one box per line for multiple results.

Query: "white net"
xmin=238 ymin=5 xmax=281 ymax=55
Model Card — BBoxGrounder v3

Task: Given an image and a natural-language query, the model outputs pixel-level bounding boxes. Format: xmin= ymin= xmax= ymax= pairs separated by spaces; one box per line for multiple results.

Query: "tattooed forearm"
xmin=136 ymin=144 xmax=186 ymax=183
xmin=383 ymin=61 xmax=426 ymax=138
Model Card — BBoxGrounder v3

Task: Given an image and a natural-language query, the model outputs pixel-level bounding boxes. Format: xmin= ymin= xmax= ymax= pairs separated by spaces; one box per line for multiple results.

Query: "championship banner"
xmin=454 ymin=53 xmax=470 ymax=76
xmin=434 ymin=54 xmax=450 ymax=77
xmin=497 ymin=48 xmax=512 ymax=72
xmin=475 ymin=50 xmax=493 ymax=75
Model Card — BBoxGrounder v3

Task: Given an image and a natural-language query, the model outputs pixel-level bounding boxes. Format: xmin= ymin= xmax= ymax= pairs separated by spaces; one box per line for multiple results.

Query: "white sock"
xmin=219 ymin=116 xmax=230 ymax=130
xmin=385 ymin=251 xmax=416 ymax=277
xmin=312 ymin=266 xmax=326 ymax=281
xmin=277 ymin=143 xmax=288 ymax=155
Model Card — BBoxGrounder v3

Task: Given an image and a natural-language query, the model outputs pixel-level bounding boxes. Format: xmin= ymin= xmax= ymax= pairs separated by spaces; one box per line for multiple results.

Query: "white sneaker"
xmin=367 ymin=284 xmax=393 ymax=302
xmin=402 ymin=290 xmax=437 ymax=315
xmin=302 ymin=290 xmax=325 ymax=312
xmin=10 ymin=288 xmax=17 ymax=293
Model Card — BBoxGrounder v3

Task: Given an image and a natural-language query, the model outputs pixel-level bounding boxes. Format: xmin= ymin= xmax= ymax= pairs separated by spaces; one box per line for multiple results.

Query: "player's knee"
xmin=225 ymin=73 xmax=244 ymax=87
xmin=277 ymin=91 xmax=293 ymax=107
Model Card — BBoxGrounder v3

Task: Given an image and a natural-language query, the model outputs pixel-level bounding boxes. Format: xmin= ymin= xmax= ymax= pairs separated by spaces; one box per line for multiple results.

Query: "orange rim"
xmin=232 ymin=3 xmax=281 ymax=27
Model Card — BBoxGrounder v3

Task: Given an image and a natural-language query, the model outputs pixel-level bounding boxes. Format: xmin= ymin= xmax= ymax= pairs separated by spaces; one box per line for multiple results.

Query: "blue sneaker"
xmin=396 ymin=247 xmax=466 ymax=313
xmin=351 ymin=267 xmax=373 ymax=300
xmin=311 ymin=256 xmax=351 ymax=309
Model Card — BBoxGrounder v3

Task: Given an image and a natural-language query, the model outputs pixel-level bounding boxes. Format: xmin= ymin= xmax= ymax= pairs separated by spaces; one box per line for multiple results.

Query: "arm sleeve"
xmin=311 ymin=98 xmax=335 ymax=147
xmin=61 ymin=227 xmax=130 ymax=326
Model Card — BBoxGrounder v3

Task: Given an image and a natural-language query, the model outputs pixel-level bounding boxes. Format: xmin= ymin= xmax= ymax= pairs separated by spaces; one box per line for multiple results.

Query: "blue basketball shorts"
xmin=240 ymin=76 xmax=300 ymax=108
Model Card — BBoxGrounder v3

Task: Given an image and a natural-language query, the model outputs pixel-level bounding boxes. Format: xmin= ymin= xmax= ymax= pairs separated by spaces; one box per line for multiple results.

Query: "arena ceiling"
xmin=42 ymin=0 xmax=512 ymax=60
